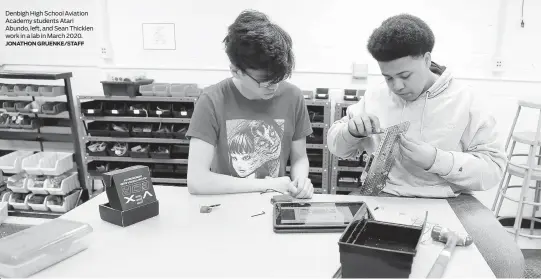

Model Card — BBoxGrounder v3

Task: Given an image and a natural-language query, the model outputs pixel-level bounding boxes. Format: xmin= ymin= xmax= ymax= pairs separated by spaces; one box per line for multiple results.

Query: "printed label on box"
xmin=103 ymin=165 xmax=157 ymax=211
xmin=181 ymin=111 xmax=187 ymax=116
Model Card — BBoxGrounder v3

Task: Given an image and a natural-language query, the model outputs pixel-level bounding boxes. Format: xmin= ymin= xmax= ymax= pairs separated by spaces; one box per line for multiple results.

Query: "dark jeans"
xmin=375 ymin=192 xmax=525 ymax=278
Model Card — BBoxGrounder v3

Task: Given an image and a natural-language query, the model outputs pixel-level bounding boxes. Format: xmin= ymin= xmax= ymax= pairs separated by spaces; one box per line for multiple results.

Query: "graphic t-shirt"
xmin=186 ymin=78 xmax=313 ymax=179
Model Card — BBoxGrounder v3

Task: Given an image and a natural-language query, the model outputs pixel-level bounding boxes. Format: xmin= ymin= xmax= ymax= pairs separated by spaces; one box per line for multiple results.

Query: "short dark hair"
xmin=223 ymin=10 xmax=294 ymax=84
xmin=367 ymin=14 xmax=435 ymax=62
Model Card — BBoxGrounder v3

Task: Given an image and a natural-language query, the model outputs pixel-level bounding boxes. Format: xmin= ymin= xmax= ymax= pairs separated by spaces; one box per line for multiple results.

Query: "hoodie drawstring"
xmin=399 ymin=92 xmax=430 ymax=140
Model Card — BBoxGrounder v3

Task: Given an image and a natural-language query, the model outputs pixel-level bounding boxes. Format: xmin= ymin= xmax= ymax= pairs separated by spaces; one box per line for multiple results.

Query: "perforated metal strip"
xmin=358 ymin=121 xmax=410 ymax=196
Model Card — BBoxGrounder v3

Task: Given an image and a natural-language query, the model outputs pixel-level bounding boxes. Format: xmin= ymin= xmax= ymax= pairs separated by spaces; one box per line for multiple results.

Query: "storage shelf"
xmin=306 ymin=144 xmax=325 ymax=149
xmin=86 ymin=136 xmax=189 ymax=144
xmin=336 ymin=166 xmax=364 ymax=172
xmin=79 ymin=96 xmax=198 ymax=102
xmin=8 ymin=210 xmax=63 ymax=219
xmin=286 ymin=166 xmax=324 ymax=173
xmin=0 ymin=128 xmax=38 ymax=133
xmin=152 ymin=178 xmax=187 ymax=184
xmin=0 ymin=71 xmax=72 ymax=80
xmin=87 ymin=156 xmax=188 ymax=164
xmin=311 ymin=123 xmax=326 ymax=128
xmin=83 ymin=116 xmax=191 ymax=123
xmin=305 ymin=100 xmax=331 ymax=106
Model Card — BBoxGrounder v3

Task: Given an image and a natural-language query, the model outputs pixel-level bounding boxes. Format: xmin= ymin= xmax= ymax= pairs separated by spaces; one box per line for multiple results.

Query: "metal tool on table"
xmin=357 ymin=121 xmax=410 ymax=196
xmin=427 ymin=225 xmax=473 ymax=278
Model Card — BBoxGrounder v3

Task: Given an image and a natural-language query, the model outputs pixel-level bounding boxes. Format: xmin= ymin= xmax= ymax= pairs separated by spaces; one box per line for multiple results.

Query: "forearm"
xmin=187 ymin=171 xmax=273 ymax=195
xmin=428 ymin=148 xmax=506 ymax=191
xmin=327 ymin=121 xmax=364 ymax=159
xmin=290 ymin=155 xmax=309 ymax=181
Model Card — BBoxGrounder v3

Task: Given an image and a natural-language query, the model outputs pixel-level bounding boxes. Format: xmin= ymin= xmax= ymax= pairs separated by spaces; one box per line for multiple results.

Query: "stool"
xmin=492 ymin=100 xmax=541 ymax=241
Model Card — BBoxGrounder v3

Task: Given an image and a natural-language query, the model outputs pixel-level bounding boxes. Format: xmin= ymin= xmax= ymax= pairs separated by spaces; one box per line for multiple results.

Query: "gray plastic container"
xmin=0 ymin=218 xmax=93 ymax=278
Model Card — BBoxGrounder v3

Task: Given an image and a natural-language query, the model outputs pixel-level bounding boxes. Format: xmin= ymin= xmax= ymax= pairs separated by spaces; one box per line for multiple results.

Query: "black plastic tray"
xmin=150 ymin=145 xmax=171 ymax=159
xmin=101 ymin=79 xmax=154 ymax=97
xmin=338 ymin=211 xmax=426 ymax=278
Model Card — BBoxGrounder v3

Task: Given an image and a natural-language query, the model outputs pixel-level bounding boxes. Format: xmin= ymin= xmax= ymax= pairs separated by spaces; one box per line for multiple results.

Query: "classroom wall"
xmin=1 ymin=0 xmax=541 ymax=216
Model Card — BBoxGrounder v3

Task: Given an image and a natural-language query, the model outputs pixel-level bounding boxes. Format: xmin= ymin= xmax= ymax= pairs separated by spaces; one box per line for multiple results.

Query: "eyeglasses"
xmin=243 ymin=71 xmax=280 ymax=90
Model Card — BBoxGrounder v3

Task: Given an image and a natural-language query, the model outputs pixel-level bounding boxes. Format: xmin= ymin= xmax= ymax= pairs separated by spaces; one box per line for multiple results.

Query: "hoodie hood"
xmin=426 ymin=62 xmax=452 ymax=98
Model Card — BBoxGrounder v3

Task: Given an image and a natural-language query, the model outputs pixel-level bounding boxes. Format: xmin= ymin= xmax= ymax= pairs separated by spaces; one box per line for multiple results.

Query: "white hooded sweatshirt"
xmin=327 ymin=63 xmax=507 ymax=198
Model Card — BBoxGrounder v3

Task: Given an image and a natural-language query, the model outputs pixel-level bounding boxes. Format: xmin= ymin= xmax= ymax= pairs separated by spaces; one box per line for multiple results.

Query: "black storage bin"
xmin=150 ymin=145 xmax=171 ymax=159
xmin=129 ymin=144 xmax=150 ymax=158
xmin=81 ymin=101 xmax=104 ymax=116
xmin=173 ymin=124 xmax=189 ymax=139
xmin=87 ymin=122 xmax=110 ymax=136
xmin=107 ymin=142 xmax=129 ymax=157
xmin=307 ymin=149 xmax=323 ymax=168
xmin=150 ymin=103 xmax=172 ymax=117
xmin=110 ymin=123 xmax=130 ymax=137
xmin=171 ymin=144 xmax=189 ymax=159
xmin=130 ymin=123 xmax=152 ymax=138
xmin=38 ymin=85 xmax=64 ymax=97
xmin=2 ymin=101 xmax=16 ymax=112
xmin=152 ymin=123 xmax=174 ymax=138
xmin=104 ymin=102 xmax=127 ymax=116
xmin=41 ymin=102 xmax=67 ymax=115
xmin=87 ymin=142 xmax=108 ymax=156
xmin=20 ymin=118 xmax=40 ymax=130
xmin=24 ymin=85 xmax=40 ymax=96
xmin=172 ymin=104 xmax=194 ymax=118
xmin=174 ymin=165 xmax=188 ymax=176
xmin=307 ymin=128 xmax=324 ymax=144
xmin=0 ymin=114 xmax=10 ymax=128
xmin=101 ymin=79 xmax=154 ymax=97
xmin=128 ymin=103 xmax=150 ymax=117
xmin=14 ymin=101 xmax=31 ymax=112
xmin=153 ymin=164 xmax=174 ymax=174
xmin=338 ymin=211 xmax=426 ymax=278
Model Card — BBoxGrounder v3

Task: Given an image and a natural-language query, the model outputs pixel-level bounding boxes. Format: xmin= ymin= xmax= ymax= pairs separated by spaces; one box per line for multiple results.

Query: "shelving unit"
xmin=0 ymin=71 xmax=87 ymax=218
xmin=330 ymin=101 xmax=366 ymax=195
xmin=286 ymin=98 xmax=332 ymax=194
xmin=77 ymin=95 xmax=197 ymax=194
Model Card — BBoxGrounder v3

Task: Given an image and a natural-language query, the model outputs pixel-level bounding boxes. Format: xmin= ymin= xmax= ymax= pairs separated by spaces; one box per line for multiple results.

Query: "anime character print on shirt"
xmin=226 ymin=119 xmax=285 ymax=179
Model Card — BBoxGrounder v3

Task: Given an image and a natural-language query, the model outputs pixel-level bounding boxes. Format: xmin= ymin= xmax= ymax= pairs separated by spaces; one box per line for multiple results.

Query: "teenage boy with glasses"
xmin=186 ymin=10 xmax=314 ymax=198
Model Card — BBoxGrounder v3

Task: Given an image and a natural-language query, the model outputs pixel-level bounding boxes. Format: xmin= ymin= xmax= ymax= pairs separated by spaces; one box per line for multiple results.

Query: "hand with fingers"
xmin=348 ymin=113 xmax=382 ymax=138
xmin=289 ymin=177 xmax=314 ymax=199
xmin=398 ymin=134 xmax=437 ymax=170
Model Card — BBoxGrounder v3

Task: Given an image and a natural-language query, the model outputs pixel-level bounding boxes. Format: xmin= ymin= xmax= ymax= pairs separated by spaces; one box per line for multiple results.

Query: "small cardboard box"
xmin=99 ymin=200 xmax=159 ymax=227
xmin=100 ymin=165 xmax=159 ymax=227
xmin=102 ymin=165 xmax=157 ymax=211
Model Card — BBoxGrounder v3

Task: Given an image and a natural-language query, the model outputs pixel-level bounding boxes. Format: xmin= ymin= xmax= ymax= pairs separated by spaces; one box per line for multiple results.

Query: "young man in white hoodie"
xmin=328 ymin=14 xmax=507 ymax=198
xmin=328 ymin=14 xmax=523 ymax=277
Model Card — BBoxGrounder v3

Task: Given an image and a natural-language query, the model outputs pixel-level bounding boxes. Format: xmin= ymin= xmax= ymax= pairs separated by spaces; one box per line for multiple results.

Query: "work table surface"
xmin=34 ymin=186 xmax=494 ymax=278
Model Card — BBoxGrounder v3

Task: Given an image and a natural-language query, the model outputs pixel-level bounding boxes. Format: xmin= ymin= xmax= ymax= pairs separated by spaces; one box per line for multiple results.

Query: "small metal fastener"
xmin=200 ymin=204 xmax=220 ymax=213
xmin=251 ymin=211 xmax=265 ymax=217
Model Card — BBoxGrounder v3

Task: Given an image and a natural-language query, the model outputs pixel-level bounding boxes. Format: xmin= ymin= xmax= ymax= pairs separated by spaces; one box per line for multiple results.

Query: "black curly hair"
xmin=367 ymin=14 xmax=435 ymax=62
xmin=223 ymin=10 xmax=295 ymax=84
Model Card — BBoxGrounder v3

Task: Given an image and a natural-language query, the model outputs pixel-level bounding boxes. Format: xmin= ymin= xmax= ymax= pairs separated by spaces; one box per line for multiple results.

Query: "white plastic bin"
xmin=8 ymin=193 xmax=30 ymax=210
xmin=27 ymin=194 xmax=48 ymax=211
xmin=21 ymin=152 xmax=47 ymax=175
xmin=0 ymin=151 xmax=34 ymax=174
xmin=21 ymin=152 xmax=74 ymax=176
xmin=7 ymin=174 xmax=29 ymax=194
xmin=40 ymin=152 xmax=74 ymax=176
xmin=27 ymin=176 xmax=49 ymax=195
xmin=0 ymin=218 xmax=93 ymax=278
xmin=1 ymin=192 xmax=11 ymax=203
xmin=46 ymin=190 xmax=79 ymax=213
xmin=44 ymin=172 xmax=80 ymax=196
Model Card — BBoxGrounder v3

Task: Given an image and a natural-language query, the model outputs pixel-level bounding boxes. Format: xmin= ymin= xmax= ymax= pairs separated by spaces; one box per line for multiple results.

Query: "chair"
xmin=492 ymin=100 xmax=541 ymax=241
